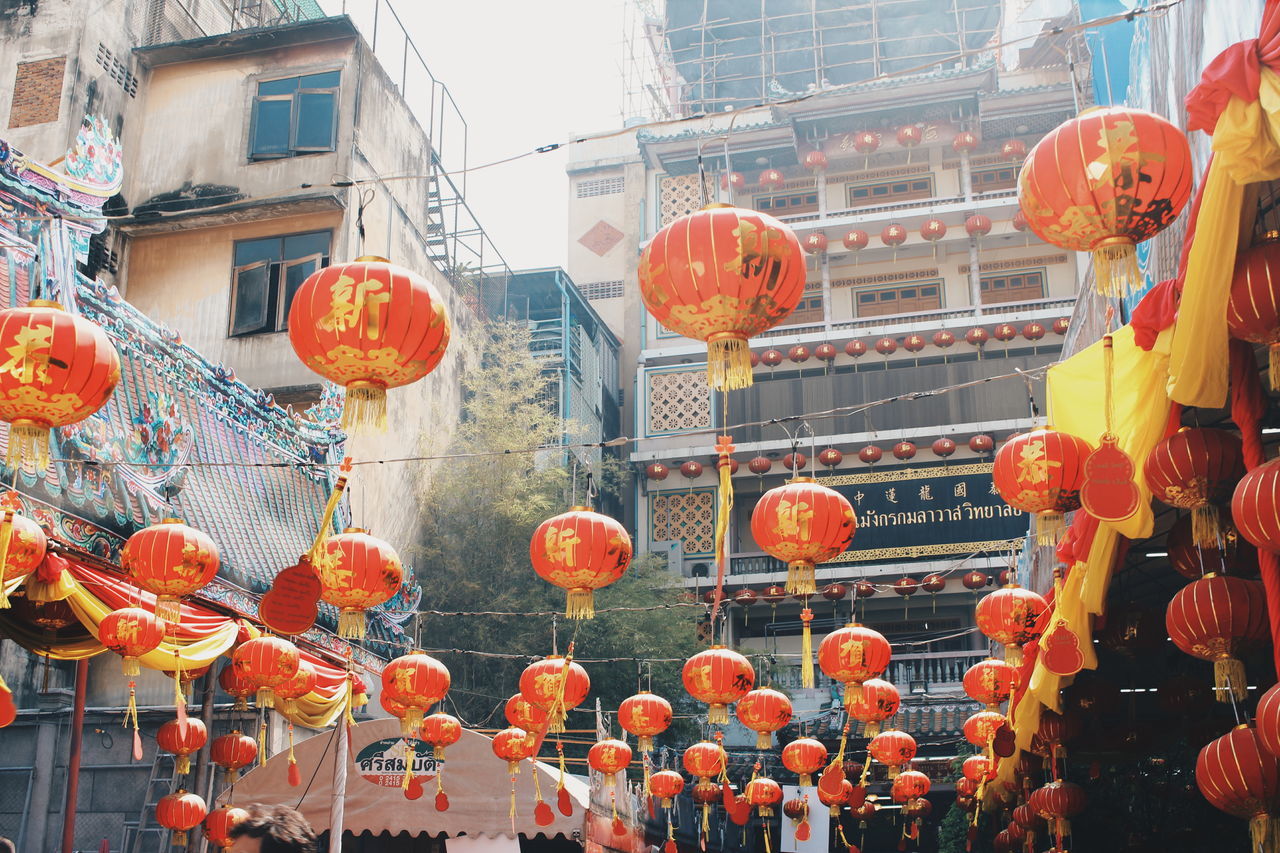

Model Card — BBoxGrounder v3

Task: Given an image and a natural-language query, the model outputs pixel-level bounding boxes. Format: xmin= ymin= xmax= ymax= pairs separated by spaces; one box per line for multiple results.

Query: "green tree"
xmin=410 ymin=321 xmax=703 ymax=748
xmin=937 ymin=803 xmax=972 ymax=853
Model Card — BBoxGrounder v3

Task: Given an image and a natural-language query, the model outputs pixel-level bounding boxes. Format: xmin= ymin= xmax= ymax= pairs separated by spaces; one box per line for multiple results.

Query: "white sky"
xmin=337 ymin=0 xmax=633 ymax=272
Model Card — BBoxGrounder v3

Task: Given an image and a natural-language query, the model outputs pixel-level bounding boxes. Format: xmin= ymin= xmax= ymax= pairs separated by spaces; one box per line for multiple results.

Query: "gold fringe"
xmin=27 ymin=567 xmax=73 ymax=602
xmin=756 ymin=731 xmax=772 ymax=750
xmin=176 ymin=754 xmax=190 ymax=775
xmin=707 ymin=336 xmax=753 ymax=391
xmin=257 ymin=720 xmax=268 ymax=766
xmin=1035 ymin=513 xmax=1065 ymax=546
xmin=122 ymin=657 xmax=139 ymax=677
xmin=888 ymin=764 xmax=900 ymax=779
xmin=566 ymin=589 xmax=595 ymax=620
xmin=0 ymin=511 xmax=12 ymax=609
xmin=256 ymin=687 xmax=275 ymax=709
xmin=434 ymin=745 xmax=445 ymax=760
xmin=800 ymin=773 xmax=813 ymax=787
xmin=845 ymin=682 xmax=863 ymax=705
xmin=800 ymin=609 xmax=814 ymax=688
xmin=1192 ymin=504 xmax=1222 ymax=549
xmin=708 ymin=703 xmax=729 ymax=725
xmin=639 ymin=735 xmax=654 ymax=752
xmin=307 ymin=474 xmax=349 ymax=564
xmin=1004 ymin=645 xmax=1023 ymax=667
xmin=866 ymin=720 xmax=881 ymax=737
xmin=1091 ymin=240 xmax=1141 ymax=298
xmin=6 ymin=423 xmax=50 ymax=472
xmin=508 ymin=760 xmax=521 ymax=775
xmin=713 ymin=440 xmax=734 ymax=615
xmin=786 ymin=561 xmax=816 ymax=596
xmin=402 ymin=741 xmax=414 ymax=792
xmin=123 ymin=680 xmax=139 ymax=743
xmin=338 ymin=609 xmax=367 ymax=639
xmin=341 ymin=384 xmax=388 ymax=431
xmin=1250 ymin=815 xmax=1280 ymax=853
xmin=155 ymin=596 xmax=182 ymax=624
xmin=1214 ymin=656 xmax=1248 ymax=702
xmin=172 ymin=831 xmax=188 ymax=846
xmin=1271 ymin=344 xmax=1280 ymax=392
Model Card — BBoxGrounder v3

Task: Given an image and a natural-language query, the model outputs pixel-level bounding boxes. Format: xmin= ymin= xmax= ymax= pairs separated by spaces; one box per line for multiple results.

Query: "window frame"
xmin=854 ymin=280 xmax=943 ymax=317
xmin=846 ymin=175 xmax=935 ymax=208
xmin=247 ymin=70 xmax=341 ymax=161
xmin=979 ymin=268 xmax=1047 ymax=304
xmin=228 ymin=232 xmax=332 ymax=338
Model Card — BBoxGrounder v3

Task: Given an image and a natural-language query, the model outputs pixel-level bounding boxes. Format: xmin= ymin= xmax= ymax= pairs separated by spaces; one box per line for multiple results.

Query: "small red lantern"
xmin=1002 ymin=139 xmax=1027 ymax=160
xmin=650 ymin=769 xmax=685 ymax=807
xmin=852 ymin=131 xmax=880 ymax=155
xmin=782 ymin=452 xmax=807 ymax=472
xmin=1013 ymin=209 xmax=1031 ymax=232
xmin=122 ymin=519 xmax=220 ymax=624
xmin=218 ymin=663 xmax=255 ymax=711
xmin=691 ymin=780 xmax=720 ymax=805
xmin=99 ymin=607 xmax=165 ymax=676
xmin=683 ymin=741 xmax=725 ymax=783
xmin=0 ymin=512 xmax=45 ymax=605
xmin=962 ymin=755 xmax=994 ymax=783
xmin=844 ymin=677 xmax=900 ymax=737
xmin=843 ymin=230 xmax=870 ymax=252
xmin=683 ymin=646 xmax=754 ymax=724
xmin=803 ymin=150 xmax=828 ymax=171
xmin=382 ymin=652 xmax=450 ymax=731
xmin=815 ymin=343 xmax=838 ymax=362
xmin=231 ymin=635 xmax=300 ymax=709
xmin=1023 ymin=322 xmax=1046 ymax=341
xmin=721 ymin=172 xmax=745 ymax=191
xmin=818 ymin=448 xmax=843 ymax=468
xmin=733 ymin=588 xmax=758 ymax=610
xmin=588 ymin=738 xmax=632 ymax=786
xmin=891 ymin=770 xmax=930 ymax=805
xmin=963 ymin=658 xmax=1019 ymax=709
xmin=155 ymin=789 xmax=206 ymax=845
xmin=788 ymin=345 xmax=811 ymax=363
xmin=204 ymin=805 xmax=249 ymax=850
xmin=1229 ymin=237 xmax=1280 ymax=387
xmin=1196 ymin=725 xmax=1280 ymax=852
xmin=993 ymin=323 xmax=1017 ymax=342
xmin=896 ymin=125 xmax=922 ymax=148
xmin=966 ymin=327 xmax=990 ymax=348
xmin=1029 ymin=781 xmax=1087 ymax=848
xmin=1167 ymin=575 xmax=1268 ymax=702
xmin=420 ymin=712 xmax=462 ymax=759
xmin=961 ymin=570 xmax=989 ymax=590
xmin=748 ymin=456 xmax=773 ymax=475
xmin=210 ymin=730 xmax=257 ymax=783
xmin=819 ymin=623 xmax=891 ymax=702
xmin=893 ymin=577 xmax=919 ymax=598
xmin=965 ymin=215 xmax=993 ymax=238
xmin=903 ymin=334 xmax=926 ymax=353
xmin=273 ymin=660 xmax=317 ymax=716
xmin=845 ymin=339 xmax=867 ymax=358
xmin=531 ymin=507 xmax=632 ymax=619
xmin=921 ymin=573 xmax=946 ymax=594
xmin=759 ymin=169 xmax=786 ymax=190
xmin=858 ymin=445 xmax=882 ymax=464
xmin=782 ymin=737 xmax=828 ymax=786
xmin=1234 ymin=457 xmax=1280 ymax=552
xmin=976 ymin=584 xmax=1048 ymax=665
xmin=869 ymin=729 xmax=916 ymax=777
xmin=920 ymin=218 xmax=947 ymax=242
xmin=492 ymin=727 xmax=535 ymax=774
xmin=932 ymin=330 xmax=955 ymax=349
xmin=519 ymin=655 xmax=590 ymax=733
xmin=1146 ymin=428 xmax=1243 ymax=548
xmin=993 ymin=428 xmax=1092 ymax=544
xmin=969 ymin=434 xmax=994 ymax=453
xmin=932 ymin=438 xmax=956 ymax=457
xmin=762 ymin=349 xmax=784 ymax=367
xmin=821 ymin=582 xmax=847 ymax=601
xmin=1052 ymin=317 xmax=1070 ymax=334
xmin=618 ymin=691 xmax=672 ymax=751
xmin=952 ymin=132 xmax=978 ymax=152
xmin=874 ymin=337 xmax=898 ymax=357
xmin=956 ymin=777 xmax=979 ymax=797
xmin=892 ymin=441 xmax=916 ymax=460
xmin=855 ymin=581 xmax=876 ymax=598
xmin=881 ymin=224 xmax=907 ymax=249
xmin=751 ymin=477 xmax=856 ymax=594
xmin=736 ymin=687 xmax=793 ymax=749
xmin=157 ymin=717 xmax=207 ymax=775
xmin=762 ymin=584 xmax=787 ymax=605
xmin=746 ymin=777 xmax=783 ymax=817
xmin=802 ymin=233 xmax=828 ymax=254
xmin=964 ymin=710 xmax=1007 ymax=753
xmin=646 ymin=463 xmax=669 ymax=481
xmin=315 ymin=527 xmax=403 ymax=638
xmin=680 ymin=460 xmax=704 ymax=479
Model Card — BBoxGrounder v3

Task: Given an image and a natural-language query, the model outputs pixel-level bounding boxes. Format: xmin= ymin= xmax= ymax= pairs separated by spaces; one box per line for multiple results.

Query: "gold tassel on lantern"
xmin=6 ymin=421 xmax=51 ymax=472
xmin=0 ymin=511 xmax=13 ymax=609
xmin=1269 ymin=343 xmax=1280 ymax=390
xmin=172 ymin=830 xmax=189 ymax=847
xmin=1091 ymin=237 xmax=1141 ymax=298
xmin=786 ymin=560 xmax=816 ymax=596
xmin=845 ymin=681 xmax=864 ymax=705
xmin=402 ymin=740 xmax=414 ymax=792
xmin=342 ymin=381 xmax=388 ymax=431
xmin=1249 ymin=814 xmax=1280 ymax=853
xmin=123 ymin=680 xmax=142 ymax=761
xmin=258 ymin=719 xmax=268 ymax=766
xmin=175 ymin=752 xmax=191 ymax=775
xmin=1004 ymin=645 xmax=1024 ymax=667
xmin=800 ymin=606 xmax=814 ymax=688
xmin=1214 ymin=655 xmax=1248 ymax=702
xmin=1192 ymin=504 xmax=1222 ymax=549
xmin=155 ymin=595 xmax=182 ymax=625
xmin=708 ymin=703 xmax=730 ymax=725
xmin=338 ymin=608 xmax=367 ymax=639
xmin=566 ymin=588 xmax=594 ymax=620
xmin=1035 ymin=512 xmax=1065 ymax=546
xmin=707 ymin=333 xmax=753 ymax=391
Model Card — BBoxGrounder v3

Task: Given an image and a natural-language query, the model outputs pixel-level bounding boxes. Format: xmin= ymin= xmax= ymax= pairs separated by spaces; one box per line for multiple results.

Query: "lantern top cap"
xmin=341 ymin=526 xmax=369 ymax=534
xmin=1263 ymin=230 xmax=1280 ymax=242
xmin=159 ymin=517 xmax=186 ymax=525
xmin=567 ymin=505 xmax=592 ymax=513
xmin=786 ymin=476 xmax=816 ymax=484
xmin=26 ymin=299 xmax=64 ymax=310
xmin=700 ymin=203 xmax=735 ymax=211
xmin=353 ymin=255 xmax=391 ymax=264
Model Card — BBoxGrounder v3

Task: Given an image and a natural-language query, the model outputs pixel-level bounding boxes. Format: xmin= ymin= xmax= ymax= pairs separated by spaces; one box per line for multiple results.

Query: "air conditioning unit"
xmin=651 ymin=540 xmax=684 ymax=574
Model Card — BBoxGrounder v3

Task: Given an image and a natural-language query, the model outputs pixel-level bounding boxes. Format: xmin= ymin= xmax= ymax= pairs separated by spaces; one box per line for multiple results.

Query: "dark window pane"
xmin=250 ymin=98 xmax=292 ymax=157
xmin=300 ymin=70 xmax=340 ymax=88
xmin=231 ymin=263 xmax=270 ymax=335
xmin=922 ymin=286 xmax=937 ymax=296
xmin=872 ymin=185 xmax=888 ymax=195
xmin=901 ymin=289 xmax=916 ymax=298
xmin=283 ymin=231 xmax=330 ymax=261
xmin=258 ymin=77 xmax=299 ymax=95
xmin=293 ymin=91 xmax=336 ymax=150
xmin=234 ymin=237 xmax=282 ymax=267
xmin=280 ymin=255 xmax=322 ymax=329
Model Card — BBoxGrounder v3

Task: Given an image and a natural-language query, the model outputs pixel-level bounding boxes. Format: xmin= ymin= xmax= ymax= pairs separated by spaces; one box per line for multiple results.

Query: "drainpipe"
xmin=61 ymin=659 xmax=88 ymax=853
xmin=959 ymin=145 xmax=983 ymax=315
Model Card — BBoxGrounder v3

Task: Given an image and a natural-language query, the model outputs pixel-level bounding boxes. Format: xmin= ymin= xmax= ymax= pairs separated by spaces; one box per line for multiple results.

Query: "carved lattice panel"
xmin=646 ymin=368 xmax=711 ymax=435
xmin=659 ymin=174 xmax=716 ymax=226
xmin=650 ymin=488 xmax=716 ymax=558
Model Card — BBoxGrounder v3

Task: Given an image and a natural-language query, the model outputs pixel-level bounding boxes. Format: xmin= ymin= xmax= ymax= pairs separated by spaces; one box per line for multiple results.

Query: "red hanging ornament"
xmin=122 ymin=519 xmax=220 ymax=623
xmin=618 ymin=691 xmax=672 ymax=751
xmin=99 ymin=607 xmax=165 ymax=676
xmin=818 ymin=623 xmax=890 ymax=703
xmin=736 ymin=687 xmax=793 ymax=749
xmin=588 ymin=738 xmax=632 ymax=786
xmin=1166 ymin=575 xmax=1268 ymax=703
xmin=155 ymin=789 xmax=206 ymax=846
xmin=204 ymin=805 xmax=249 ymax=850
xmin=492 ymin=726 xmax=536 ymax=774
xmin=210 ymin=730 xmax=257 ymax=784
xmin=1196 ymin=725 xmax=1280 ymax=853
xmin=751 ymin=478 xmax=856 ymax=595
xmin=420 ymin=712 xmax=462 ymax=760
xmin=157 ymin=717 xmax=207 ymax=775
xmin=519 ymin=654 xmax=590 ymax=734
xmin=976 ymin=584 xmax=1047 ymax=665
xmin=992 ymin=428 xmax=1092 ymax=544
xmin=682 ymin=646 xmax=754 ymax=724
xmin=746 ymin=776 xmax=783 ymax=817
xmin=868 ymin=729 xmax=916 ymax=778
xmin=1145 ymin=428 xmax=1243 ymax=548
xmin=651 ymin=769 xmax=685 ymax=807
xmin=231 ymin=635 xmax=301 ymax=709
xmin=315 ymin=528 xmax=403 ymax=639
xmin=530 ymin=507 xmax=632 ymax=619
xmin=963 ymin=658 xmax=1019 ymax=709
xmin=782 ymin=737 xmax=828 ymax=786
xmin=844 ymin=677 xmax=900 ymax=737
xmin=683 ymin=741 xmax=725 ymax=784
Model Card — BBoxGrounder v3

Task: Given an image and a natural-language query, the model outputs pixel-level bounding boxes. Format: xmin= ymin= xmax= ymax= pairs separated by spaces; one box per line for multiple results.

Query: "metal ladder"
xmin=122 ymin=750 xmax=177 ymax=853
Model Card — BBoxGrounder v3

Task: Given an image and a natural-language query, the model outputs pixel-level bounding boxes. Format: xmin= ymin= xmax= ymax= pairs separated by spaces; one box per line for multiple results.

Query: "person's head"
xmin=227 ymin=805 xmax=317 ymax=853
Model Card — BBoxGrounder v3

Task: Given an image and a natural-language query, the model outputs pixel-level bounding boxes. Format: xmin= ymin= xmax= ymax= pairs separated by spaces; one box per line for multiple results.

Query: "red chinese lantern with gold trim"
xmin=0 ymin=300 xmax=120 ymax=469
xmin=157 ymin=717 xmax=206 ymax=775
xmin=1166 ymin=575 xmax=1268 ymax=703
xmin=273 ymin=659 xmax=317 ymax=717
xmin=1229 ymin=235 xmax=1280 ymax=387
xmin=530 ymin=507 xmax=632 ymax=619
xmin=976 ymin=584 xmax=1047 ymax=665
xmin=519 ymin=655 xmax=590 ymax=733
xmin=0 ymin=511 xmax=44 ymax=607
xmin=420 ymin=712 xmax=462 ymax=760
xmin=383 ymin=652 xmax=450 ymax=731
xmin=99 ymin=606 xmax=165 ymax=676
xmin=993 ymin=428 xmax=1092 ymax=544
xmin=802 ymin=233 xmax=828 ymax=254
xmin=920 ymin=218 xmax=947 ymax=243
xmin=952 ymin=132 xmax=978 ymax=153
xmin=315 ymin=528 xmax=403 ymax=639
xmin=204 ymin=805 xmax=249 ymax=850
xmin=288 ymin=257 xmax=450 ymax=429
xmin=962 ymin=755 xmax=994 ymax=783
xmin=736 ymin=687 xmax=793 ymax=749
xmin=683 ymin=741 xmax=725 ymax=783
xmin=155 ymin=789 xmax=206 ymax=845
xmin=746 ymin=777 xmax=783 ymax=817
xmin=1018 ymin=107 xmax=1192 ymax=297
xmin=759 ymin=169 xmax=785 ymax=190
xmin=505 ymin=693 xmax=548 ymax=733
xmin=1146 ymin=428 xmax=1244 ymax=548
xmin=210 ymin=730 xmax=257 ymax=783
xmin=802 ymin=151 xmax=828 ymax=172
xmin=852 ymin=131 xmax=880 ymax=155
xmin=1002 ymin=139 xmax=1027 ymax=160
xmin=963 ymin=658 xmax=1019 ymax=709
xmin=218 ymin=663 xmax=255 ymax=711
xmin=891 ymin=770 xmax=930 ymax=805
xmin=638 ymin=206 xmax=806 ymax=390
xmin=881 ymin=224 xmax=907 ymax=250
xmin=869 ymin=729 xmax=916 ymax=778
xmin=588 ymin=738 xmax=632 ymax=786
xmin=844 ymin=676 xmax=899 ymax=737
xmin=618 ymin=691 xmax=672 ymax=751
xmin=1029 ymin=781 xmax=1088 ymax=849
xmin=122 ymin=519 xmax=220 ymax=624
xmin=1234 ymin=457 xmax=1280 ymax=553
xmin=651 ymin=769 xmax=685 ymax=807
xmin=818 ymin=623 xmax=891 ymax=703
xmin=1196 ymin=725 xmax=1280 ymax=853
xmin=964 ymin=710 xmax=1007 ymax=756
xmin=818 ymin=778 xmax=853 ymax=816
xmin=782 ymin=737 xmax=827 ymax=786
xmin=232 ymin=635 xmax=300 ymax=709
xmin=751 ymin=477 xmax=856 ymax=595
xmin=683 ymin=646 xmax=754 ymax=724
xmin=492 ymin=727 xmax=535 ymax=774
xmin=843 ymin=230 xmax=869 ymax=252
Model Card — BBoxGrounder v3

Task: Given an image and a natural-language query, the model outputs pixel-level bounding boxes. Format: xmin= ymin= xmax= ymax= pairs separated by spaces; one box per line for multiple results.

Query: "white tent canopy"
xmin=230 ymin=719 xmax=590 ymax=840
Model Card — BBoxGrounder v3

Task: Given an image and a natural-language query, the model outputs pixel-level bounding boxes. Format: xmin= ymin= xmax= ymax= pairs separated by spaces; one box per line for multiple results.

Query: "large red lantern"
xmin=962 ymin=755 xmax=994 ymax=783
xmin=964 ymin=711 xmax=1008 ymax=754
xmin=746 ymin=777 xmax=783 ymax=817
xmin=638 ymin=206 xmax=805 ymax=390
xmin=315 ymin=528 xmax=403 ymax=638
xmin=505 ymin=692 xmax=548 ymax=733
xmin=963 ymin=658 xmax=1019 ymax=709
xmin=868 ymin=729 xmax=916 ymax=778
xmin=0 ymin=301 xmax=120 ymax=468
xmin=1197 ymin=726 xmax=1280 ymax=853
xmin=993 ymin=428 xmax=1092 ymax=544
xmin=1145 ymin=428 xmax=1244 ymax=548
xmin=231 ymin=635 xmax=301 ymax=709
xmin=519 ymin=655 xmax=590 ymax=733
xmin=420 ymin=712 xmax=462 ymax=760
xmin=735 ymin=687 xmax=793 ymax=749
xmin=492 ymin=727 xmax=535 ymax=774
xmin=782 ymin=737 xmax=828 ymax=786
xmin=683 ymin=741 xmax=725 ymax=783
xmin=891 ymin=770 xmax=930 ymax=805
xmin=273 ymin=660 xmax=317 ymax=717
xmin=843 ymin=677 xmax=900 ymax=737
xmin=288 ymin=257 xmax=450 ymax=429
xmin=157 ymin=717 xmax=207 ymax=775
xmin=682 ymin=646 xmax=754 ymax=724
xmin=1166 ymin=575 xmax=1268 ymax=702
xmin=0 ymin=511 xmax=45 ymax=606
xmin=976 ymin=584 xmax=1047 ymax=665
xmin=818 ymin=623 xmax=891 ymax=702
xmin=122 ymin=519 xmax=220 ymax=624
xmin=1234 ymin=455 xmax=1280 ymax=555
xmin=818 ymin=778 xmax=853 ymax=816
xmin=588 ymin=738 xmax=632 ymax=786
xmin=98 ymin=606 xmax=165 ymax=676
xmin=210 ymin=730 xmax=257 ymax=783
xmin=155 ymin=789 xmax=206 ymax=845
xmin=530 ymin=507 xmax=632 ymax=619
xmin=650 ymin=769 xmax=685 ymax=807
xmin=204 ymin=805 xmax=249 ymax=850
xmin=1018 ymin=106 xmax=1192 ymax=297
xmin=751 ymin=478 xmax=856 ymax=595
xmin=618 ymin=691 xmax=672 ymax=751
xmin=383 ymin=652 xmax=450 ymax=731
xmin=1229 ymin=236 xmax=1280 ymax=387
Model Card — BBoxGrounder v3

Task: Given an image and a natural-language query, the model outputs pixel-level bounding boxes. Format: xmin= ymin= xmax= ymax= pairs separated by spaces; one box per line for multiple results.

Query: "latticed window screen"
xmin=650 ymin=489 xmax=717 ymax=558
xmin=646 ymin=368 xmax=711 ymax=435
xmin=659 ymin=174 xmax=716 ymax=225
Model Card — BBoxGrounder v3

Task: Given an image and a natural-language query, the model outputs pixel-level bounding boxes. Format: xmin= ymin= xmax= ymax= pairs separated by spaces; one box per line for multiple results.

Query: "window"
xmin=576 ymin=176 xmax=625 ymax=198
xmin=980 ymin=270 xmax=1045 ymax=304
xmin=855 ymin=282 xmax=942 ymax=317
xmin=578 ymin=280 xmax=624 ymax=300
xmin=972 ymin=166 xmax=1018 ymax=192
xmin=249 ymin=71 xmax=339 ymax=160
xmin=230 ymin=230 xmax=330 ymax=336
xmin=756 ymin=190 xmax=819 ymax=215
xmin=786 ymin=293 xmax=825 ymax=324
xmin=847 ymin=176 xmax=933 ymax=208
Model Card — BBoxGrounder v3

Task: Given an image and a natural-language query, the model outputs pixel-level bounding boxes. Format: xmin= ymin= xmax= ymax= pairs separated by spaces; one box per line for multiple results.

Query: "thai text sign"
xmin=821 ymin=463 xmax=1027 ymax=562
xmin=355 ymin=737 xmax=438 ymax=788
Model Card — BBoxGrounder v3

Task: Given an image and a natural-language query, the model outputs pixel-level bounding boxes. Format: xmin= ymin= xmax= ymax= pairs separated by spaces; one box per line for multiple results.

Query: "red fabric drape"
xmin=1186 ymin=0 xmax=1280 ymax=132
xmin=1131 ymin=279 xmax=1180 ymax=351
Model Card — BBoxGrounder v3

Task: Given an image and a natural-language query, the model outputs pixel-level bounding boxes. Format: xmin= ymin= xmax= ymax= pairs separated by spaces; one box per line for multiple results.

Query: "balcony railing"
xmin=777 ymin=188 xmax=1020 ymax=226
xmin=729 ymin=553 xmax=786 ymax=576
xmin=772 ymin=650 xmax=985 ymax=694
xmin=752 ymin=296 xmax=1076 ymax=340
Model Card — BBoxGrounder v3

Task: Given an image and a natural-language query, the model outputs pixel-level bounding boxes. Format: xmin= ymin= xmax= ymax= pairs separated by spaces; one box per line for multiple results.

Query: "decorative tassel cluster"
xmin=1270 ymin=343 xmax=1280 ymax=391
xmin=1035 ymin=512 xmax=1065 ymax=546
xmin=124 ymin=680 xmax=142 ymax=761
xmin=256 ymin=687 xmax=276 ymax=709
xmin=1192 ymin=504 xmax=1222 ymax=549
xmin=800 ymin=607 xmax=814 ymax=688
xmin=708 ymin=703 xmax=730 ymax=725
xmin=342 ymin=383 xmax=389 ymax=431
xmin=565 ymin=588 xmax=595 ymax=620
xmin=707 ymin=335 xmax=753 ymax=391
xmin=0 ymin=512 xmax=12 ymax=609
xmin=6 ymin=422 xmax=51 ymax=471
xmin=308 ymin=460 xmax=350 ymax=563
xmin=257 ymin=720 xmax=268 ymax=766
xmin=1249 ymin=814 xmax=1280 ymax=853
xmin=1004 ymin=645 xmax=1024 ymax=667
xmin=1091 ymin=238 xmax=1141 ymax=297
xmin=402 ymin=741 xmax=414 ymax=793
xmin=338 ymin=609 xmax=367 ymax=639
xmin=786 ymin=560 xmax=816 ymax=596
xmin=155 ymin=595 xmax=182 ymax=624
xmin=1214 ymin=656 xmax=1248 ymax=702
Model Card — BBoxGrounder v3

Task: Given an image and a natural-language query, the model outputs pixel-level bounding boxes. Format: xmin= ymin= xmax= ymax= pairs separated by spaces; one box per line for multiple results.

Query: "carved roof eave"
xmin=0 ymin=152 xmax=115 ymax=222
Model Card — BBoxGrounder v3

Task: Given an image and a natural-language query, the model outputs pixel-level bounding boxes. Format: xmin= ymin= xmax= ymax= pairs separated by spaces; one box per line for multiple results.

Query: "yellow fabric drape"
xmin=1168 ymin=67 xmax=1280 ymax=407
xmin=239 ymin=624 xmax=354 ymax=728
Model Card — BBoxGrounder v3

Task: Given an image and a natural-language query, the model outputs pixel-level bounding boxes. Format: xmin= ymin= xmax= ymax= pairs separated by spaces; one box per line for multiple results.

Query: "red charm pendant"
xmin=1081 ymin=436 xmax=1140 ymax=522
xmin=259 ymin=558 xmax=322 ymax=636
xmin=1041 ymin=619 xmax=1085 ymax=676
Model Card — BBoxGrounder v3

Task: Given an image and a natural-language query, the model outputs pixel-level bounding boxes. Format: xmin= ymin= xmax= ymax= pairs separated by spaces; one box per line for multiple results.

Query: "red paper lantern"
xmin=157 ymin=717 xmax=207 ymax=775
xmin=858 ymin=445 xmax=882 ymax=464
xmin=155 ymin=789 xmax=206 ymax=845
xmin=1029 ymin=781 xmax=1087 ymax=846
xmin=1233 ymin=456 xmax=1280 ymax=553
xmin=930 ymin=438 xmax=957 ymax=458
xmin=420 ymin=712 xmax=462 ymax=759
xmin=232 ymin=635 xmax=301 ymax=709
xmin=844 ymin=677 xmax=900 ymax=737
xmin=315 ymin=527 xmax=403 ymax=638
xmin=748 ymin=456 xmax=773 ymax=475
xmin=1019 ymin=107 xmax=1192 ymax=296
xmin=845 ymin=339 xmax=867 ymax=358
xmin=288 ymin=258 xmax=450 ymax=429
xmin=819 ymin=623 xmax=891 ymax=701
xmin=903 ymin=334 xmax=926 ymax=353
xmin=1033 ymin=709 xmax=1082 ymax=757
xmin=969 ymin=434 xmax=994 ymax=453
xmin=961 ymin=570 xmax=989 ymax=590
xmin=1167 ymin=575 xmax=1268 ymax=702
xmin=788 ymin=345 xmax=811 ymax=363
xmin=1146 ymin=428 xmax=1243 ymax=547
xmin=852 ymin=131 xmax=880 ymax=154
xmin=588 ymin=738 xmax=632 ymax=786
xmin=751 ymin=477 xmax=856 ymax=594
xmin=818 ymin=778 xmax=854 ymax=816
xmin=1002 ymin=139 xmax=1027 ymax=160
xmin=965 ymin=327 xmax=990 ymax=348
xmin=1196 ymin=726 xmax=1280 ymax=852
xmin=682 ymin=646 xmax=755 ymax=724
xmin=963 ymin=658 xmax=1019 ymax=709
xmin=993 ymin=428 xmax=1092 ymax=544
xmin=762 ymin=584 xmax=787 ymax=605
xmin=1013 ymin=802 xmax=1046 ymax=832
xmin=802 ymin=233 xmax=828 ymax=254
xmin=639 ymin=206 xmax=805 ymax=390
xmin=818 ymin=448 xmax=843 ymax=468
xmin=651 ymin=769 xmax=686 ymax=807
xmin=891 ymin=770 xmax=930 ymax=804
xmin=531 ymin=507 xmax=632 ymax=619
xmin=0 ymin=512 xmax=45 ymax=600
xmin=273 ymin=660 xmax=318 ymax=716
xmin=803 ymin=150 xmax=828 ymax=171
xmin=1229 ymin=237 xmax=1280 ymax=387
xmin=1168 ymin=511 xmax=1258 ymax=579
xmin=932 ymin=330 xmax=956 ymax=348
xmin=976 ymin=584 xmax=1047 ymax=665
xmin=868 ymin=729 xmax=916 ymax=776
xmin=1023 ymin=322 xmax=1046 ymax=340
xmin=874 ymin=336 xmax=898 ymax=356
xmin=759 ymin=169 xmax=786 ymax=190
xmin=736 ymin=687 xmax=793 ymax=749
xmin=618 ymin=691 xmax=672 ymax=751
xmin=964 ymin=710 xmax=1007 ymax=752
xmin=962 ymin=755 xmax=994 ymax=783
xmin=761 ymin=349 xmax=784 ymax=367
xmin=782 ymin=452 xmax=807 ymax=472
xmin=1013 ymin=210 xmax=1031 ymax=232
xmin=692 ymin=780 xmax=720 ymax=805
xmin=843 ymin=230 xmax=870 ymax=251
xmin=205 ymin=805 xmax=249 ymax=850
xmin=855 ymin=581 xmax=876 ymax=598
xmin=721 ymin=172 xmax=745 ymax=191
xmin=956 ymin=777 xmax=979 ymax=797
xmin=893 ymin=577 xmax=919 ymax=597
xmin=993 ymin=323 xmax=1017 ymax=342
xmin=821 ymin=582 xmax=847 ymax=601
xmin=746 ymin=777 xmax=783 ymax=816
xmin=210 ymin=730 xmax=257 ymax=783
xmin=782 ymin=737 xmax=828 ymax=786
xmin=683 ymin=741 xmax=725 ymax=783
xmin=1256 ymin=684 xmax=1280 ymax=761
xmin=218 ymin=663 xmax=255 ymax=711
xmin=965 ymin=214 xmax=993 ymax=237
xmin=646 ymin=463 xmax=669 ymax=481
xmin=920 ymin=218 xmax=947 ymax=242
xmin=892 ymin=441 xmax=916 ymax=460
xmin=880 ymin=224 xmax=907 ymax=248
xmin=815 ymin=343 xmax=838 ymax=362
xmin=678 ymin=460 xmax=704 ymax=480
xmin=897 ymin=125 xmax=923 ymax=148
xmin=492 ymin=727 xmax=535 ymax=774
xmin=519 ymin=655 xmax=590 ymax=733
xmin=98 ymin=607 xmax=165 ymax=676
xmin=121 ymin=519 xmax=219 ymax=624
xmin=952 ymin=132 xmax=978 ymax=152
xmin=921 ymin=573 xmax=946 ymax=594
xmin=382 ymin=652 xmax=450 ymax=731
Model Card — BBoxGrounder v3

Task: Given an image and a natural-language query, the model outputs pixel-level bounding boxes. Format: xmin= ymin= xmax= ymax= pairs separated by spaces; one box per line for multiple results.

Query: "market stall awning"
xmin=230 ymin=718 xmax=590 ymax=840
